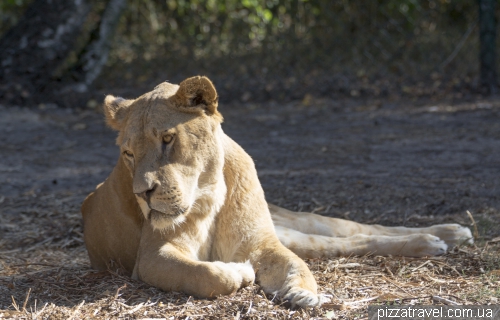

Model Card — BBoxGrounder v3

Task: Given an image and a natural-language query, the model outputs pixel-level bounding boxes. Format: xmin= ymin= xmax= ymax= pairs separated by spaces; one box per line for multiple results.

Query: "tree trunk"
xmin=0 ymin=0 xmax=90 ymax=105
xmin=478 ymin=0 xmax=498 ymax=94
xmin=63 ymin=0 xmax=127 ymax=94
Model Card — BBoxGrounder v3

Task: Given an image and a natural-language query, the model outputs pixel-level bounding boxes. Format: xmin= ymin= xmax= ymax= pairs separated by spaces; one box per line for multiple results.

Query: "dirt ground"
xmin=1 ymin=94 xmax=499 ymax=319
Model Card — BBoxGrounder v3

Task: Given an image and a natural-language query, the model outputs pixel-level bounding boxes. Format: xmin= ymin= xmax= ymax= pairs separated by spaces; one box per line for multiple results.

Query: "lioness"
xmin=82 ymin=76 xmax=472 ymax=308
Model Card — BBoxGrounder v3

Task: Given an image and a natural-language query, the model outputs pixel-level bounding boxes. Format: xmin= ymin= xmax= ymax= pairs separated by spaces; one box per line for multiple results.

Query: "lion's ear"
xmin=103 ymin=95 xmax=133 ymax=130
xmin=173 ymin=76 xmax=222 ymax=121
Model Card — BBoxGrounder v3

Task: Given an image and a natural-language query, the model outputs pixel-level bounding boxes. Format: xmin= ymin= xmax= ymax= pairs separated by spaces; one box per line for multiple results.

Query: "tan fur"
xmin=82 ymin=76 xmax=472 ymax=308
xmin=270 ymin=205 xmax=473 ymax=258
xmin=82 ymin=77 xmax=324 ymax=307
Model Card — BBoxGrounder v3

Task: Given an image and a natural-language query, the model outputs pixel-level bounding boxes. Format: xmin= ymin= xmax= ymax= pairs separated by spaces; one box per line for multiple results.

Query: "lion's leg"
xmin=275 ymin=225 xmax=448 ymax=258
xmin=133 ymin=225 xmax=254 ymax=298
xmin=269 ymin=204 xmax=473 ymax=246
xmin=249 ymin=235 xmax=327 ymax=308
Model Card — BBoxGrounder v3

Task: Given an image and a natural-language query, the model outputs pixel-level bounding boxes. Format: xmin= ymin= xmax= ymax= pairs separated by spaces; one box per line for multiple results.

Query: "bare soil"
xmin=1 ymin=96 xmax=499 ymax=319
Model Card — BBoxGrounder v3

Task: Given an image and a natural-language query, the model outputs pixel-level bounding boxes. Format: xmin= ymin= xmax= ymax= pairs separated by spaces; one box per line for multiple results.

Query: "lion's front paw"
xmin=213 ymin=261 xmax=255 ymax=290
xmin=427 ymin=224 xmax=474 ymax=246
xmin=227 ymin=261 xmax=255 ymax=288
xmin=282 ymin=288 xmax=327 ymax=308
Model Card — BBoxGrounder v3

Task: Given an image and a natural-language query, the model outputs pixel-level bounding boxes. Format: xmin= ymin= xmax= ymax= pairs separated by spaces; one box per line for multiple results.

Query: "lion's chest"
xmin=168 ymin=211 xmax=246 ymax=263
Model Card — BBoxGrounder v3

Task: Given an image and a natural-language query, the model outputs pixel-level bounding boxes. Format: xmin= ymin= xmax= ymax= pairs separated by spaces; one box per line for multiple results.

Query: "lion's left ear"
xmin=173 ymin=76 xmax=222 ymax=121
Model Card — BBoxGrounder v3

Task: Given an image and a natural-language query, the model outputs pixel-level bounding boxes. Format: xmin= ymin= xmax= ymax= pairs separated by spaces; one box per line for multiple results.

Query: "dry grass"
xmin=1 ymin=204 xmax=499 ymax=319
xmin=1 ymin=247 xmax=499 ymax=319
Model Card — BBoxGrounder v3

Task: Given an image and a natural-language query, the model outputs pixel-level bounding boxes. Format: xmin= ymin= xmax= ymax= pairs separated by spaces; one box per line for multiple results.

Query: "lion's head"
xmin=103 ymin=76 xmax=227 ymax=230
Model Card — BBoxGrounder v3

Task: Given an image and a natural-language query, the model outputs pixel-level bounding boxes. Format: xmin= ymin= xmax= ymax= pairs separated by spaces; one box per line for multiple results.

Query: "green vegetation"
xmin=109 ymin=0 xmax=478 ymax=76
xmin=1 ymin=0 xmax=480 ymax=76
xmin=0 ymin=0 xmax=494 ymax=103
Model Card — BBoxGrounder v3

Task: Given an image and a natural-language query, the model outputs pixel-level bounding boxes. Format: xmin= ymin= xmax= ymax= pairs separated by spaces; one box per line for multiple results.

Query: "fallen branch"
xmin=432 ymin=296 xmax=460 ymax=305
xmin=22 ymin=288 xmax=31 ymax=312
xmin=440 ymin=21 xmax=477 ymax=69
xmin=466 ymin=210 xmax=479 ymax=240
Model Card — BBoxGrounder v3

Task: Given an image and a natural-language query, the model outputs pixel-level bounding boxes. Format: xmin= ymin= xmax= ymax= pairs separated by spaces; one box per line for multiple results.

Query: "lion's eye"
xmin=163 ymin=134 xmax=174 ymax=145
xmin=123 ymin=150 xmax=134 ymax=157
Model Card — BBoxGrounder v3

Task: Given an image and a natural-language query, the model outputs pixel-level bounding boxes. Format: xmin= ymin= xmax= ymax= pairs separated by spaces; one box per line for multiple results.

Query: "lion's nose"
xmin=135 ymin=184 xmax=157 ymax=202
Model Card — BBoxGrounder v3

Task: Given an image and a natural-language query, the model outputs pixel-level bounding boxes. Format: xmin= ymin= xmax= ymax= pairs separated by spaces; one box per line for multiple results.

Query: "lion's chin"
xmin=149 ymin=208 xmax=180 ymax=221
xmin=136 ymin=196 xmax=189 ymax=230
xmin=149 ymin=208 xmax=188 ymax=231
